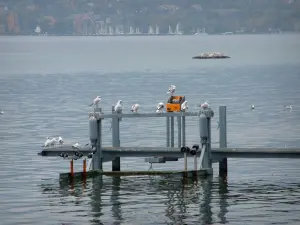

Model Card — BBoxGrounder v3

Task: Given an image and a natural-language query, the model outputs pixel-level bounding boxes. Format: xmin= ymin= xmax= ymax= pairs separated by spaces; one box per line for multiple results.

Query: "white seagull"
xmin=72 ymin=143 xmax=81 ymax=149
xmin=284 ymin=105 xmax=292 ymax=110
xmin=58 ymin=136 xmax=64 ymax=147
xmin=251 ymin=105 xmax=255 ymax=110
xmin=42 ymin=137 xmax=52 ymax=148
xmin=181 ymin=101 xmax=188 ymax=112
xmin=200 ymin=101 xmax=210 ymax=109
xmin=167 ymin=85 xmax=176 ymax=96
xmin=156 ymin=102 xmax=164 ymax=113
xmin=89 ymin=96 xmax=101 ymax=108
xmin=49 ymin=137 xmax=58 ymax=148
xmin=0 ymin=110 xmax=3 ymax=115
xmin=114 ymin=100 xmax=123 ymax=113
xmin=131 ymin=103 xmax=140 ymax=113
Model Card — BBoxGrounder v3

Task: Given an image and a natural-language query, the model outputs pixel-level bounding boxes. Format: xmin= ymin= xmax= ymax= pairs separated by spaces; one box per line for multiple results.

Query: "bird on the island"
xmin=167 ymin=85 xmax=176 ymax=96
xmin=181 ymin=101 xmax=188 ymax=112
xmin=89 ymin=96 xmax=101 ymax=108
xmin=131 ymin=103 xmax=140 ymax=113
xmin=114 ymin=100 xmax=123 ymax=113
xmin=156 ymin=102 xmax=164 ymax=113
xmin=58 ymin=136 xmax=64 ymax=147
xmin=42 ymin=137 xmax=52 ymax=148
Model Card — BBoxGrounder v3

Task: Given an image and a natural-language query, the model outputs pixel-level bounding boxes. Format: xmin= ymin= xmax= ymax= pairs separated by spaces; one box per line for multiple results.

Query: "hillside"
xmin=0 ymin=0 xmax=299 ymax=35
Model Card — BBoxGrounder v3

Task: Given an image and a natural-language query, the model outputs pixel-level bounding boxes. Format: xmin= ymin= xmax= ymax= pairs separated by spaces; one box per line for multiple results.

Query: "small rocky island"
xmin=193 ymin=52 xmax=230 ymax=59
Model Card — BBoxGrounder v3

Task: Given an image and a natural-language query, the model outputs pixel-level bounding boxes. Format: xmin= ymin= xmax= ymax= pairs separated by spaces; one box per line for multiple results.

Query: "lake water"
xmin=0 ymin=34 xmax=300 ymax=225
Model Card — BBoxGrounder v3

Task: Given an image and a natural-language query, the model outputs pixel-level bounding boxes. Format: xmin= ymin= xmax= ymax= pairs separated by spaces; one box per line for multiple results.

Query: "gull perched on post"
xmin=89 ymin=96 xmax=101 ymax=108
xmin=156 ymin=102 xmax=164 ymax=113
xmin=131 ymin=103 xmax=140 ymax=113
xmin=200 ymin=100 xmax=210 ymax=109
xmin=167 ymin=85 xmax=176 ymax=96
xmin=114 ymin=100 xmax=123 ymax=114
xmin=181 ymin=101 xmax=188 ymax=112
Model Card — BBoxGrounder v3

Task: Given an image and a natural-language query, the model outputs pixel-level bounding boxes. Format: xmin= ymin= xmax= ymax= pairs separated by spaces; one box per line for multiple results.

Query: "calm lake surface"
xmin=0 ymin=34 xmax=300 ymax=225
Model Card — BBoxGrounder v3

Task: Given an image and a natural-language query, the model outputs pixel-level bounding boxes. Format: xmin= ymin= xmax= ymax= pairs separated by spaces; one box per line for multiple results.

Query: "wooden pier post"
xmin=219 ymin=106 xmax=228 ymax=177
xmin=112 ymin=107 xmax=121 ymax=171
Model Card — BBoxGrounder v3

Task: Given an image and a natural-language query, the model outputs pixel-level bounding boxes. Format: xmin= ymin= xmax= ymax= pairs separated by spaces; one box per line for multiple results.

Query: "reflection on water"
xmin=39 ymin=176 xmax=229 ymax=225
xmin=39 ymin=175 xmax=300 ymax=225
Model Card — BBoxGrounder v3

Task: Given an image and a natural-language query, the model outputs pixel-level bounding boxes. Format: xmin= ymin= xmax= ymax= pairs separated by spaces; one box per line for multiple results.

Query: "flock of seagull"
xmin=40 ymin=84 xmax=293 ymax=149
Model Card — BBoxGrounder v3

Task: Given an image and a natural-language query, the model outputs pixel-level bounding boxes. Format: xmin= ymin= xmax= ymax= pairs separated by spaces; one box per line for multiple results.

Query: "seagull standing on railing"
xmin=181 ymin=101 xmax=188 ymax=112
xmin=131 ymin=103 xmax=140 ymax=113
xmin=42 ymin=137 xmax=52 ymax=148
xmin=156 ymin=102 xmax=164 ymax=113
xmin=58 ymin=136 xmax=64 ymax=147
xmin=167 ymin=85 xmax=176 ymax=96
xmin=114 ymin=100 xmax=123 ymax=113
xmin=50 ymin=137 xmax=58 ymax=148
xmin=72 ymin=143 xmax=81 ymax=150
xmin=200 ymin=100 xmax=210 ymax=109
xmin=89 ymin=96 xmax=101 ymax=108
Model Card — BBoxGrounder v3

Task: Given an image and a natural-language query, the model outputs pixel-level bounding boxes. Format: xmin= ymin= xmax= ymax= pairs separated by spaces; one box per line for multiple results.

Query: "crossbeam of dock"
xmin=89 ymin=111 xmax=199 ymax=119
xmin=39 ymin=146 xmax=300 ymax=159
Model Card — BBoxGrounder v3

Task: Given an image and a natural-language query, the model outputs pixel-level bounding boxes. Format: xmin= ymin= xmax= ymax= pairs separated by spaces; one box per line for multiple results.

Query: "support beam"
xmin=182 ymin=116 xmax=186 ymax=146
xmin=219 ymin=106 xmax=227 ymax=178
xmin=177 ymin=116 xmax=181 ymax=147
xmin=112 ymin=113 xmax=121 ymax=171
xmin=170 ymin=116 xmax=174 ymax=147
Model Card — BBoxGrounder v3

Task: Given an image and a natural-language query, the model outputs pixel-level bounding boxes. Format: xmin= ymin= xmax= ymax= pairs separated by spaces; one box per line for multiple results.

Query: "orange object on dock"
xmin=166 ymin=95 xmax=185 ymax=112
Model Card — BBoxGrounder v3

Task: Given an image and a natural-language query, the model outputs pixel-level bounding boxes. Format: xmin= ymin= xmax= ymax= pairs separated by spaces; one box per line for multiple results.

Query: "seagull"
xmin=0 ymin=110 xmax=3 ymax=115
xmin=156 ymin=102 xmax=164 ymax=113
xmin=284 ymin=105 xmax=292 ymax=110
xmin=42 ymin=137 xmax=52 ymax=148
xmin=114 ymin=100 xmax=123 ymax=114
xmin=72 ymin=143 xmax=81 ymax=149
xmin=131 ymin=103 xmax=140 ymax=113
xmin=58 ymin=136 xmax=64 ymax=147
xmin=89 ymin=96 xmax=101 ymax=108
xmin=181 ymin=101 xmax=188 ymax=112
xmin=49 ymin=137 xmax=58 ymax=148
xmin=251 ymin=105 xmax=255 ymax=110
xmin=167 ymin=85 xmax=176 ymax=96
xmin=200 ymin=101 xmax=210 ymax=109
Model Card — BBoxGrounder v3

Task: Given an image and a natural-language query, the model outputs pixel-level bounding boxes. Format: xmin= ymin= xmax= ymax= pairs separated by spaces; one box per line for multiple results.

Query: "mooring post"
xmin=219 ymin=106 xmax=227 ymax=177
xmin=170 ymin=116 xmax=174 ymax=147
xmin=112 ymin=107 xmax=121 ymax=171
xmin=92 ymin=108 xmax=103 ymax=171
xmin=166 ymin=117 xmax=170 ymax=147
xmin=199 ymin=108 xmax=214 ymax=174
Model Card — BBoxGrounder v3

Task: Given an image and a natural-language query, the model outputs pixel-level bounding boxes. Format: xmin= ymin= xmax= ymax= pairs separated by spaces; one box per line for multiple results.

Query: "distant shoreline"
xmin=0 ymin=32 xmax=299 ymax=37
